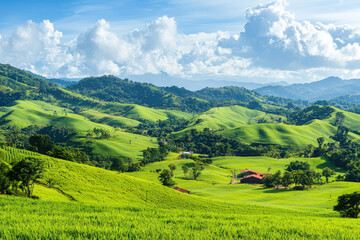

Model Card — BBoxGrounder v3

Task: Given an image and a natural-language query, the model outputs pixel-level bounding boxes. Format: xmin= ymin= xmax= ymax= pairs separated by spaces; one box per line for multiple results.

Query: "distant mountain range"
xmin=255 ymin=77 xmax=360 ymax=101
xmin=60 ymin=73 xmax=289 ymax=91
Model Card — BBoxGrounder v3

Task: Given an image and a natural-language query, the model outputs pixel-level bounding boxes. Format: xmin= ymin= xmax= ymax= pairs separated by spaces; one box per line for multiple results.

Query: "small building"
xmin=239 ymin=169 xmax=272 ymax=184
xmin=240 ymin=174 xmax=263 ymax=184
xmin=240 ymin=169 xmax=261 ymax=177
xmin=173 ymin=187 xmax=190 ymax=194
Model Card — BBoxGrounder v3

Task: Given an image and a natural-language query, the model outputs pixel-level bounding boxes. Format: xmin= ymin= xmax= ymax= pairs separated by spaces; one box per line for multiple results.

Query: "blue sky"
xmin=0 ymin=0 xmax=360 ymax=83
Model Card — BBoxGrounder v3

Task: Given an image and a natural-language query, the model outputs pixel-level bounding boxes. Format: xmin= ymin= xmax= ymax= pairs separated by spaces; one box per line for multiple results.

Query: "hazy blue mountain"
xmin=255 ymin=77 xmax=360 ymax=101
xmin=125 ymin=73 xmax=288 ymax=91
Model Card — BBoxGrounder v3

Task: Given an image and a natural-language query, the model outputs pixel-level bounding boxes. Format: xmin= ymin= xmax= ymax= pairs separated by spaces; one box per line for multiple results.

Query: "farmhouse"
xmin=239 ymin=169 xmax=271 ymax=184
xmin=173 ymin=187 xmax=190 ymax=194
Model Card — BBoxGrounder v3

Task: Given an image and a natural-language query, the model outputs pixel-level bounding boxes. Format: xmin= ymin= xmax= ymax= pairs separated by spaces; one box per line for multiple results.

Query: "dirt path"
xmin=231 ymin=170 xmax=237 ymax=184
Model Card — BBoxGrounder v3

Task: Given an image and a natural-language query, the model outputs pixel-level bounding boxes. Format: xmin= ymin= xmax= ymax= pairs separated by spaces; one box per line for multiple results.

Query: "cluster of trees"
xmin=287 ymin=105 xmax=335 ymax=125
xmin=127 ymin=118 xmax=190 ymax=138
xmin=27 ymin=134 xmax=90 ymax=164
xmin=263 ymin=161 xmax=335 ymax=189
xmin=0 ymin=157 xmax=44 ymax=198
xmin=141 ymin=141 xmax=170 ymax=165
xmin=87 ymin=128 xmax=110 ymax=139
xmin=181 ymin=164 xmax=204 ymax=180
xmin=168 ymin=128 xmax=290 ymax=158
xmin=110 ymin=157 xmax=141 ymax=172
xmin=158 ymin=164 xmax=177 ymax=187
xmin=158 ymin=162 xmax=205 ymax=187
xmin=334 ymin=192 xmax=360 ymax=218
xmin=67 ymin=75 xmax=212 ymax=113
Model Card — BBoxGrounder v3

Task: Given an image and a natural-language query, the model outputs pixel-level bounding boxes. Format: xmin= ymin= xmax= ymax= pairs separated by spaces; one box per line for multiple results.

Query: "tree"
xmin=281 ymin=171 xmax=294 ymax=188
xmin=322 ymin=167 xmax=335 ymax=183
xmin=334 ymin=192 xmax=360 ymax=218
xmin=0 ymin=161 xmax=12 ymax=194
xmin=8 ymin=158 xmax=44 ymax=198
xmin=28 ymin=134 xmax=54 ymax=154
xmin=334 ymin=112 xmax=345 ymax=126
xmin=191 ymin=165 xmax=204 ymax=180
xmin=272 ymin=170 xmax=282 ymax=188
xmin=182 ymin=165 xmax=189 ymax=179
xmin=248 ymin=101 xmax=262 ymax=110
xmin=111 ymin=157 xmax=125 ymax=172
xmin=286 ymin=161 xmax=310 ymax=172
xmin=158 ymin=169 xmax=176 ymax=187
xmin=317 ymin=137 xmax=325 ymax=149
xmin=168 ymin=163 xmax=177 ymax=175
xmin=262 ymin=175 xmax=274 ymax=188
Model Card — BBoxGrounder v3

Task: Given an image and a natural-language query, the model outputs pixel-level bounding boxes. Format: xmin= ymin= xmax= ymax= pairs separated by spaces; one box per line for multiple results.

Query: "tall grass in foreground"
xmin=0 ymin=195 xmax=359 ymax=240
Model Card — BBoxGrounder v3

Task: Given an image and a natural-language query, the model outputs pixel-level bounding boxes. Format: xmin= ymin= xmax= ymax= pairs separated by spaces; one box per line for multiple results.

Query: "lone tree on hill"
xmin=168 ymin=163 xmax=177 ymax=175
xmin=322 ymin=167 xmax=335 ymax=183
xmin=191 ymin=165 xmax=204 ymax=180
xmin=182 ymin=165 xmax=189 ymax=179
xmin=334 ymin=192 xmax=360 ymax=218
xmin=8 ymin=158 xmax=44 ymax=198
xmin=158 ymin=169 xmax=176 ymax=187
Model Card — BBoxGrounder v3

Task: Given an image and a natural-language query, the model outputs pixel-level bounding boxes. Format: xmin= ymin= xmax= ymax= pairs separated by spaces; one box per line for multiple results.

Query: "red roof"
xmin=240 ymin=169 xmax=261 ymax=175
xmin=240 ymin=174 xmax=263 ymax=180
xmin=173 ymin=187 xmax=190 ymax=193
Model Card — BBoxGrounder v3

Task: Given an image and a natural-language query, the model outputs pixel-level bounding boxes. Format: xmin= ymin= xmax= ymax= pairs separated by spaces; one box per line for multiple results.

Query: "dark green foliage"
xmin=28 ymin=134 xmax=54 ymax=154
xmin=141 ymin=141 xmax=169 ymax=165
xmin=111 ymin=157 xmax=126 ymax=172
xmin=128 ymin=118 xmax=190 ymax=138
xmin=92 ymin=128 xmax=110 ymax=139
xmin=262 ymin=175 xmax=274 ymax=188
xmin=158 ymin=169 xmax=176 ymax=186
xmin=28 ymin=134 xmax=90 ymax=164
xmin=286 ymin=161 xmax=310 ymax=172
xmin=334 ymin=192 xmax=360 ymax=218
xmin=288 ymin=105 xmax=335 ymax=125
xmin=322 ymin=167 xmax=335 ymax=183
xmin=0 ymin=161 xmax=12 ymax=194
xmin=292 ymin=170 xmax=321 ymax=189
xmin=248 ymin=101 xmax=262 ymax=110
xmin=8 ymin=157 xmax=44 ymax=197
xmin=182 ymin=165 xmax=189 ymax=178
xmin=67 ymin=75 xmax=211 ymax=113
xmin=38 ymin=126 xmax=76 ymax=143
xmin=345 ymin=162 xmax=360 ymax=182
xmin=331 ymin=126 xmax=351 ymax=148
xmin=191 ymin=165 xmax=204 ymax=180
xmin=168 ymin=163 xmax=176 ymax=174
xmin=334 ymin=112 xmax=345 ymax=126
xmin=281 ymin=171 xmax=294 ymax=188
xmin=168 ymin=128 xmax=263 ymax=157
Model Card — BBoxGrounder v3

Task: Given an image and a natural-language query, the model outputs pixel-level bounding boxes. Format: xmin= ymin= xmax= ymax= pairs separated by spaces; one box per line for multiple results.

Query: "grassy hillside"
xmin=0 ymin=100 xmax=111 ymax=131
xmin=73 ymin=130 xmax=157 ymax=161
xmin=96 ymin=103 xmax=193 ymax=124
xmin=126 ymin=154 xmax=358 ymax=214
xmin=79 ymin=109 xmax=141 ymax=128
xmin=1 ymin=147 xmax=360 ymax=239
xmin=220 ymin=120 xmax=360 ymax=148
xmin=2 ymin=194 xmax=360 ymax=239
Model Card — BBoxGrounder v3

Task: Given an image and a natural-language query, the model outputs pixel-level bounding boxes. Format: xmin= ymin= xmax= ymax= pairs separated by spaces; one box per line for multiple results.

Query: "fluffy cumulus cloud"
xmin=219 ymin=0 xmax=360 ymax=70
xmin=1 ymin=0 xmax=360 ymax=82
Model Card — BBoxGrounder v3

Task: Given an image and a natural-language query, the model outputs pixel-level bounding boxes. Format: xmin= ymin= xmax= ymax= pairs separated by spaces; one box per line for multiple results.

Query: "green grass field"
xmin=220 ymin=120 xmax=360 ymax=148
xmin=126 ymin=154 xmax=359 ymax=214
xmin=1 ymin=152 xmax=360 ymax=239
xmin=97 ymin=102 xmax=193 ymax=123
xmin=73 ymin=129 xmax=157 ymax=161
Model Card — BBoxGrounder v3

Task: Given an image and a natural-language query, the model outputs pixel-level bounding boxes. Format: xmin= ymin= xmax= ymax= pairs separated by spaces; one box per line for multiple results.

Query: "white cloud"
xmin=1 ymin=0 xmax=360 ymax=83
xmin=219 ymin=0 xmax=360 ymax=70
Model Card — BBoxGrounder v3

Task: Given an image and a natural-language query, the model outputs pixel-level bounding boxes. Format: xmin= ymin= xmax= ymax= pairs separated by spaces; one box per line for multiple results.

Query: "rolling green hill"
xmin=220 ymin=120 xmax=360 ymax=148
xmin=0 ymin=100 xmax=111 ymax=131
